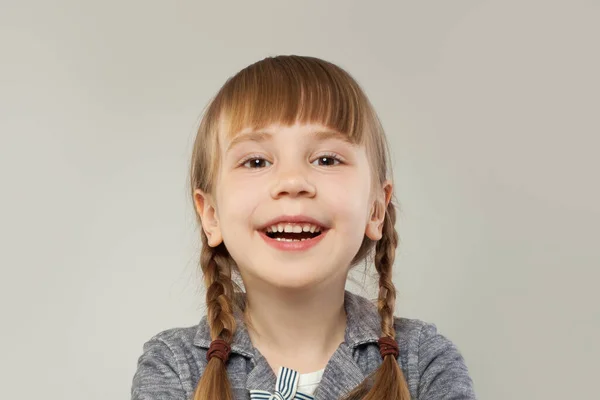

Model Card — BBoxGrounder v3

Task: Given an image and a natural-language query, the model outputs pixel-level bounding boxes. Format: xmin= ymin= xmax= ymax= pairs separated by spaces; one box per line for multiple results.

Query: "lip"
xmin=258 ymin=214 xmax=329 ymax=231
xmin=258 ymin=228 xmax=329 ymax=252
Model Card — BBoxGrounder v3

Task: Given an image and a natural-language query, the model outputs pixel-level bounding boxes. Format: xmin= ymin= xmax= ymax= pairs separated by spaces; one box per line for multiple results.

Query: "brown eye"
xmin=242 ymin=157 xmax=272 ymax=169
xmin=312 ymin=154 xmax=343 ymax=167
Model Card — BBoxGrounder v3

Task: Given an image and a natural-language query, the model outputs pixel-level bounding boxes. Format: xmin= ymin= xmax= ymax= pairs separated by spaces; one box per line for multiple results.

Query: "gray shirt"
xmin=131 ymin=290 xmax=476 ymax=399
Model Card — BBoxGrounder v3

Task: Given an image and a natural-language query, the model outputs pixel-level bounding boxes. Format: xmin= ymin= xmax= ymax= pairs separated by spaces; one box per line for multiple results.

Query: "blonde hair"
xmin=189 ymin=55 xmax=410 ymax=400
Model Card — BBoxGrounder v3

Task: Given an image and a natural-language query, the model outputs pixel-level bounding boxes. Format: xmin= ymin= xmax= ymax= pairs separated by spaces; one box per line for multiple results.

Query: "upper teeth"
xmin=265 ymin=223 xmax=322 ymax=233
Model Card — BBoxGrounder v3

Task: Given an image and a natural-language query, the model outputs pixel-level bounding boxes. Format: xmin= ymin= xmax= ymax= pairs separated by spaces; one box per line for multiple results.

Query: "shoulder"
xmin=131 ymin=325 xmax=205 ymax=399
xmin=393 ymin=316 xmax=450 ymax=352
xmin=138 ymin=324 xmax=204 ymax=365
xmin=392 ymin=317 xmax=477 ymax=399
xmin=142 ymin=325 xmax=200 ymax=351
xmin=393 ymin=315 xmax=430 ymax=340
xmin=393 ymin=316 xmax=468 ymax=369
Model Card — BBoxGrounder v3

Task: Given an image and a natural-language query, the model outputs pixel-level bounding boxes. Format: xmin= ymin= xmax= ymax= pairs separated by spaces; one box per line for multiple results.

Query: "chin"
xmin=249 ymin=266 xmax=331 ymax=290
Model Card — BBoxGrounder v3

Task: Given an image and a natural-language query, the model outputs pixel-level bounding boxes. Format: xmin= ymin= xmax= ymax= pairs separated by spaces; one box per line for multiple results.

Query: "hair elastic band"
xmin=206 ymin=339 xmax=231 ymax=363
xmin=378 ymin=336 xmax=399 ymax=358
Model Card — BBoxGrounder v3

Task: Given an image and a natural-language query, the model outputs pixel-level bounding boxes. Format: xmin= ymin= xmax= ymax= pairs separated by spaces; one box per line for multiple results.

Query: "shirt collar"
xmin=193 ymin=290 xmax=381 ymax=357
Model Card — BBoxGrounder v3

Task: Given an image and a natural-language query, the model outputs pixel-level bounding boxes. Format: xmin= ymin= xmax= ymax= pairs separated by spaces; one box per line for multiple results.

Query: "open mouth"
xmin=258 ymin=221 xmax=329 ymax=251
xmin=264 ymin=230 xmax=323 ymax=242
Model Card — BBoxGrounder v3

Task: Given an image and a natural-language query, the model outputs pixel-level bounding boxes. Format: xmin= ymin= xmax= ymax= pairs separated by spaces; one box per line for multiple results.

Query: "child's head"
xmin=189 ymin=55 xmax=409 ymax=399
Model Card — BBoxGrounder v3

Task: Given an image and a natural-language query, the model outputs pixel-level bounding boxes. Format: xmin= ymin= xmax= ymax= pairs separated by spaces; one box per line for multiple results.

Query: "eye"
xmin=312 ymin=153 xmax=344 ymax=167
xmin=240 ymin=156 xmax=272 ymax=169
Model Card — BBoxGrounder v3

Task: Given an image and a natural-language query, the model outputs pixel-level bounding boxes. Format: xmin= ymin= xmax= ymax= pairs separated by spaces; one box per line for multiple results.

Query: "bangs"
xmin=213 ymin=56 xmax=369 ymax=143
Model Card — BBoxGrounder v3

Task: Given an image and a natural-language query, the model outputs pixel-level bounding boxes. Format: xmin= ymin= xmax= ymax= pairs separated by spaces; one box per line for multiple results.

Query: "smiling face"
xmin=194 ymin=122 xmax=392 ymax=291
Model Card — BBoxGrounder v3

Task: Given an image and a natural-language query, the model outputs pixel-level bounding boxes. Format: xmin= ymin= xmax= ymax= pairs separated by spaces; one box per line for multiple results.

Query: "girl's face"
xmin=195 ymin=122 xmax=391 ymax=291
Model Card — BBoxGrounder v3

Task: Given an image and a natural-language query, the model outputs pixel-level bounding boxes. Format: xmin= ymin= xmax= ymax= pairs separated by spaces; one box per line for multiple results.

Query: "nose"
xmin=269 ymin=163 xmax=316 ymax=199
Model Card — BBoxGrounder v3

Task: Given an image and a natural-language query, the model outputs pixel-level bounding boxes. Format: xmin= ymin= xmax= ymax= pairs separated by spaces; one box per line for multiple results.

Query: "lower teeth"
xmin=274 ymin=238 xmax=310 ymax=242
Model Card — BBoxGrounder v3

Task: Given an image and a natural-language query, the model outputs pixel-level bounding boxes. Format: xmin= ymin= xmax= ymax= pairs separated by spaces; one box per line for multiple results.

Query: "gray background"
xmin=1 ymin=0 xmax=598 ymax=399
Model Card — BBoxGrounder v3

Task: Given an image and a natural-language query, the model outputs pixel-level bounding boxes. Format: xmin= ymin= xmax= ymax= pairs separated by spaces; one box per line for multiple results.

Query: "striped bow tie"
xmin=249 ymin=366 xmax=314 ymax=400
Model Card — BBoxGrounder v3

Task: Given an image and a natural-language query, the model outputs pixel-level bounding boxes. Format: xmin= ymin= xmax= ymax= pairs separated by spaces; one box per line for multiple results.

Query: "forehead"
xmin=221 ymin=123 xmax=357 ymax=153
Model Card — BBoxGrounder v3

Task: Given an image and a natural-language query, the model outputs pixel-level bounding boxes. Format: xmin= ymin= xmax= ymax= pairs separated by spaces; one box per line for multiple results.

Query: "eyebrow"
xmin=225 ymin=129 xmax=353 ymax=153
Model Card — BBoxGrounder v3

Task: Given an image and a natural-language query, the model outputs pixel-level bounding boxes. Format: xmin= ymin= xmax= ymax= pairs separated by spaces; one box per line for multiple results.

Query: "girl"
xmin=131 ymin=55 xmax=476 ymax=400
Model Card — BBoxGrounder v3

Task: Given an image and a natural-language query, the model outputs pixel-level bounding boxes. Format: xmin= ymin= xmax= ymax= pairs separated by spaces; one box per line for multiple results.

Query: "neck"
xmin=243 ymin=281 xmax=347 ymax=373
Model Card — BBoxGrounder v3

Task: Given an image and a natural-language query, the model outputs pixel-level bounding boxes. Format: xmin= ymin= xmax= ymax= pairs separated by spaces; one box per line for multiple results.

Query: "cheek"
xmin=323 ymin=176 xmax=371 ymax=227
xmin=217 ymin=175 xmax=261 ymax=228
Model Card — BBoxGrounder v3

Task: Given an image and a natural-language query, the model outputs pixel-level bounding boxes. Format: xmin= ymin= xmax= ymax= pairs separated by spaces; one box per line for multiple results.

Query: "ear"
xmin=365 ymin=180 xmax=393 ymax=241
xmin=193 ymin=189 xmax=223 ymax=247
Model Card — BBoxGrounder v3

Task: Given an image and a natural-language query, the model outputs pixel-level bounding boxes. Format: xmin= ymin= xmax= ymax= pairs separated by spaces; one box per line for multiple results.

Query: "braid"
xmin=342 ymin=199 xmax=411 ymax=400
xmin=201 ymin=239 xmax=236 ymax=342
xmin=192 ymin=232 xmax=236 ymax=400
xmin=374 ymin=201 xmax=398 ymax=338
